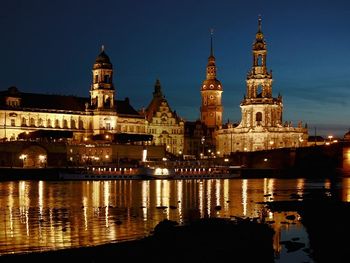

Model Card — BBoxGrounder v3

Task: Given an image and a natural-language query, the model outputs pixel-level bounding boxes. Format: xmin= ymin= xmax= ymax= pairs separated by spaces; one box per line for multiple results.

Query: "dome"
xmin=202 ymin=78 xmax=222 ymax=91
xmin=93 ymin=49 xmax=112 ymax=69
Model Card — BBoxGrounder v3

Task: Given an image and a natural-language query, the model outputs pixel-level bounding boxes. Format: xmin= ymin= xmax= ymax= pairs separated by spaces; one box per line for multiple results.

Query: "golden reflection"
xmin=103 ymin=181 xmax=110 ymax=228
xmin=215 ymin=180 xmax=221 ymax=207
xmin=92 ymin=181 xmax=101 ymax=210
xmin=342 ymin=178 xmax=350 ymax=202
xmin=8 ymin=182 xmax=14 ymax=237
xmin=199 ymin=181 xmax=204 ymax=217
xmin=207 ymin=180 xmax=212 ymax=215
xmin=83 ymin=197 xmax=88 ymax=230
xmin=141 ymin=180 xmax=150 ymax=221
xmin=176 ymin=181 xmax=183 ymax=223
xmin=18 ymin=181 xmax=30 ymax=236
xmin=223 ymin=179 xmax=229 ymax=210
xmin=242 ymin=179 xmax=248 ymax=216
xmin=296 ymin=178 xmax=305 ymax=197
xmin=0 ymin=179 xmax=314 ymax=256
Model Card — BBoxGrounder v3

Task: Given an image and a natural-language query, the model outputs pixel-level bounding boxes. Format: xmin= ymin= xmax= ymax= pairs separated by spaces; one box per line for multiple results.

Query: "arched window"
xmin=38 ymin=118 xmax=43 ymax=127
xmin=21 ymin=117 xmax=27 ymax=126
xmin=256 ymin=85 xmax=263 ymax=98
xmin=71 ymin=119 xmax=76 ymax=129
xmin=256 ymin=112 xmax=262 ymax=124
xmin=257 ymin=55 xmax=262 ymax=66
xmin=47 ymin=119 xmax=52 ymax=127
xmin=55 ymin=119 xmax=60 ymax=128
xmin=30 ymin=118 xmax=35 ymax=127
xmin=63 ymin=119 xmax=68 ymax=128
xmin=79 ymin=120 xmax=84 ymax=130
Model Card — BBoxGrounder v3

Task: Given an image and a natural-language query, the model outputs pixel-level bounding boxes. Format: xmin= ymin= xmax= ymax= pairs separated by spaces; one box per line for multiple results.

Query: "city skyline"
xmin=1 ymin=0 xmax=350 ymax=137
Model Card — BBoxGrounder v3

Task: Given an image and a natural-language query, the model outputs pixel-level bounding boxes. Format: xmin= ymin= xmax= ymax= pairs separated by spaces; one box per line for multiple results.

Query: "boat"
xmin=173 ymin=165 xmax=241 ymax=179
xmin=58 ymin=164 xmax=175 ymax=180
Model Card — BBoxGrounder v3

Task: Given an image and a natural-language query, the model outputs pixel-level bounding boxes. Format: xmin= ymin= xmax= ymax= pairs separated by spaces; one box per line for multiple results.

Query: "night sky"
xmin=1 ymin=0 xmax=350 ymax=137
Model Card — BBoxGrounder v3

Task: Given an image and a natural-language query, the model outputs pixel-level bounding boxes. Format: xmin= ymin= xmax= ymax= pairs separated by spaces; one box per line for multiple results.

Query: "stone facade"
xmin=0 ymin=48 xmax=148 ymax=144
xmin=216 ymin=17 xmax=308 ymax=154
xmin=143 ymin=80 xmax=184 ymax=156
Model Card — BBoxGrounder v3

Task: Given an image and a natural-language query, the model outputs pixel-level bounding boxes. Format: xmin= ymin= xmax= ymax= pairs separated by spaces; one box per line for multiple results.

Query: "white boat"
xmin=58 ymin=165 xmax=175 ymax=180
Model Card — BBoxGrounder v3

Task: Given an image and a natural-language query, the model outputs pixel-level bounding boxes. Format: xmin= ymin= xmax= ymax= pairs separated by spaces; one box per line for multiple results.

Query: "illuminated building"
xmin=215 ymin=17 xmax=308 ymax=154
xmin=0 ymin=47 xmax=146 ymax=143
xmin=143 ymin=79 xmax=184 ymax=155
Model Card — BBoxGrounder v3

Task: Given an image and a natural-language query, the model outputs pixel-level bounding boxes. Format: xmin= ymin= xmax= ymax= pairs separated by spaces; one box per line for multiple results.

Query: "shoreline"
xmin=0 ymin=218 xmax=275 ymax=262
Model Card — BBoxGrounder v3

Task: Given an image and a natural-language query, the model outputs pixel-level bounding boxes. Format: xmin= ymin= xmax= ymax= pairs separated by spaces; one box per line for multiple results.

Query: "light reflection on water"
xmin=0 ymin=177 xmax=346 ymax=259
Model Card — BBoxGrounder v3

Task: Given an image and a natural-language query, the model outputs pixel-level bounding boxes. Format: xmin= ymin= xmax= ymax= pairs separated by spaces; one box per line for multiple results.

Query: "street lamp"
xmin=201 ymin=136 xmax=205 ymax=157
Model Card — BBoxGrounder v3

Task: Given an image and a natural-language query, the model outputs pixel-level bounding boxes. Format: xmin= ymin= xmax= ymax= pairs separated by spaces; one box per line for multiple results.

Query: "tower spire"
xmin=210 ymin=28 xmax=214 ymax=57
xmin=258 ymin=15 xmax=262 ymax=32
xmin=101 ymin=44 xmax=105 ymax=52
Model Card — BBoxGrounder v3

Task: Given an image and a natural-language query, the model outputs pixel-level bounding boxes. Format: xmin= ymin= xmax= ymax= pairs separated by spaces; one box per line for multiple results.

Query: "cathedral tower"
xmin=200 ymin=32 xmax=223 ymax=129
xmin=240 ymin=16 xmax=283 ymax=129
xmin=90 ymin=46 xmax=115 ymax=110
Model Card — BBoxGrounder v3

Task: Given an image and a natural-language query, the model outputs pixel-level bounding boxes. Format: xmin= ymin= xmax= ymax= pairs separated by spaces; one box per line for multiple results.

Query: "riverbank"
xmin=0 ymin=218 xmax=275 ymax=262
xmin=265 ymin=186 xmax=349 ymax=263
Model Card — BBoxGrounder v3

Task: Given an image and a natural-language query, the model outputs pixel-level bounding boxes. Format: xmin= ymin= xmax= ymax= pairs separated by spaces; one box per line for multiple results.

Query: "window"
xmin=104 ymin=75 xmax=110 ymax=83
xmin=30 ymin=118 xmax=35 ymax=127
xmin=21 ymin=117 xmax=27 ymax=126
xmin=257 ymin=85 xmax=263 ymax=98
xmin=256 ymin=112 xmax=262 ymax=122
xmin=95 ymin=75 xmax=98 ymax=83
xmin=11 ymin=119 xmax=15 ymax=127
xmin=106 ymin=123 xmax=111 ymax=130
xmin=47 ymin=119 xmax=52 ymax=127
xmin=63 ymin=119 xmax=68 ymax=128
xmin=38 ymin=118 xmax=43 ymax=127
xmin=257 ymin=55 xmax=262 ymax=66
xmin=55 ymin=119 xmax=60 ymax=128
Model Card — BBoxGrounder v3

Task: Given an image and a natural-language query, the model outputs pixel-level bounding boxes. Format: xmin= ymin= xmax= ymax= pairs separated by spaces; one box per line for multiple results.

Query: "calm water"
xmin=1 ymin=176 xmax=350 ymax=261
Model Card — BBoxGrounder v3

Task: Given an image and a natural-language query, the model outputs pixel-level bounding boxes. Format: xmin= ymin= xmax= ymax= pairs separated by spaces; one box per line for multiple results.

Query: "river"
xmin=1 ymin=175 xmax=350 ymax=262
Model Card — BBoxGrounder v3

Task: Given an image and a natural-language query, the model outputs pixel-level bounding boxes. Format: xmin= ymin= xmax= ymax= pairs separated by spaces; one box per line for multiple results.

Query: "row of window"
xmin=10 ymin=118 xmax=86 ymax=129
xmin=148 ymin=128 xmax=183 ymax=134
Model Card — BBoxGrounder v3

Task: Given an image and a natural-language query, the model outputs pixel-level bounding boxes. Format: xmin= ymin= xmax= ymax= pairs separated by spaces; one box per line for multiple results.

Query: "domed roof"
xmin=201 ymin=78 xmax=222 ymax=91
xmin=93 ymin=46 xmax=112 ymax=69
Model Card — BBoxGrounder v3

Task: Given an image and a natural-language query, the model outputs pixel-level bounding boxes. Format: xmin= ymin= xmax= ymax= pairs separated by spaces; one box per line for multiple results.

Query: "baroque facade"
xmin=0 ymin=47 xmax=147 ymax=143
xmin=216 ymin=17 xmax=308 ymax=154
xmin=143 ymin=79 xmax=184 ymax=156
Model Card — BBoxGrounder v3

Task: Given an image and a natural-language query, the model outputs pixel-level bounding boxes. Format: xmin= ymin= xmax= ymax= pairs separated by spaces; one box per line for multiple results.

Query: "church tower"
xmin=240 ymin=16 xmax=283 ymax=129
xmin=200 ymin=32 xmax=223 ymax=129
xmin=90 ymin=46 xmax=115 ymax=110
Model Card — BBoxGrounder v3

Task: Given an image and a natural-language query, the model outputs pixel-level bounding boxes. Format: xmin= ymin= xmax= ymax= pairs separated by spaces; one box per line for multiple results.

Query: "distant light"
xmin=84 ymin=137 xmax=88 ymax=141
xmin=224 ymin=158 xmax=229 ymax=162
xmin=333 ymin=140 xmax=338 ymax=143
xmin=105 ymin=155 xmax=109 ymax=159
xmin=39 ymin=155 xmax=46 ymax=161
xmin=105 ymin=135 xmax=109 ymax=139
xmin=264 ymin=158 xmax=268 ymax=162
xmin=19 ymin=154 xmax=27 ymax=160
xmin=162 ymin=157 xmax=167 ymax=161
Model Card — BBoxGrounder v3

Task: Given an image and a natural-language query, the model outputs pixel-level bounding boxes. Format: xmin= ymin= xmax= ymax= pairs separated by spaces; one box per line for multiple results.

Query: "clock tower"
xmin=200 ymin=32 xmax=223 ymax=129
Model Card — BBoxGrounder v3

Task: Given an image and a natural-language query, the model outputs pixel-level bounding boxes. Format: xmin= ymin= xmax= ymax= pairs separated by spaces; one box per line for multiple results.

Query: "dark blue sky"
xmin=1 ymin=0 xmax=350 ymax=137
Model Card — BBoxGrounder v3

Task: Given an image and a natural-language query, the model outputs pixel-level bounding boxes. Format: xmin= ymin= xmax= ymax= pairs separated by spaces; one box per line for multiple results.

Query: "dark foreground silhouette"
xmin=0 ymin=218 xmax=275 ymax=263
